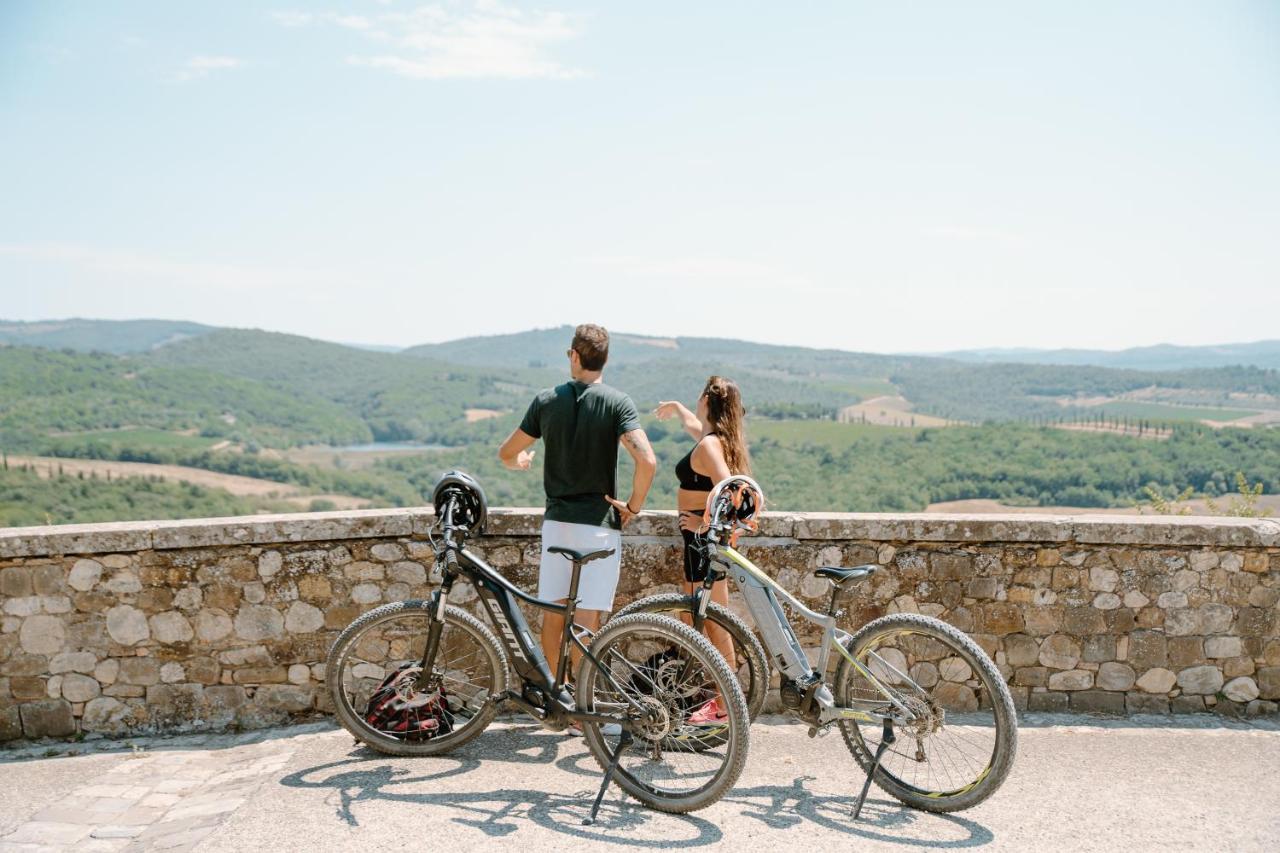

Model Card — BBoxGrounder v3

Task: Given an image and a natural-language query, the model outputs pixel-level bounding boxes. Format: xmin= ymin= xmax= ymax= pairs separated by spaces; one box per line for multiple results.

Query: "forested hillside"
xmin=2 ymin=320 xmax=1277 ymax=526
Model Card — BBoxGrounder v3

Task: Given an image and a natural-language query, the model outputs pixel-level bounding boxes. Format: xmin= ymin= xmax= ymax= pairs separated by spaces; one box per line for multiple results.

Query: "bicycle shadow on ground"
xmin=280 ymin=725 xmax=992 ymax=849
xmin=722 ymin=775 xmax=994 ymax=849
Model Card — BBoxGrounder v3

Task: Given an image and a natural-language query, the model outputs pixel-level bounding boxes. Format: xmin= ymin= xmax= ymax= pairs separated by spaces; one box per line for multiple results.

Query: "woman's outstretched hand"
xmin=653 ymin=401 xmax=684 ymax=420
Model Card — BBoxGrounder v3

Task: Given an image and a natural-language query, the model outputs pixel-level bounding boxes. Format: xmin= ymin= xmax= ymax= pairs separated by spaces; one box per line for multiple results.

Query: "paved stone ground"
xmin=2 ymin=715 xmax=1278 ymax=852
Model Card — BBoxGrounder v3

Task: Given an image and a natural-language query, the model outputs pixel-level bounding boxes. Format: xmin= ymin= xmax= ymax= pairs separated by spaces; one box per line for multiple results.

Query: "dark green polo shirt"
xmin=519 ymin=380 xmax=642 ymax=530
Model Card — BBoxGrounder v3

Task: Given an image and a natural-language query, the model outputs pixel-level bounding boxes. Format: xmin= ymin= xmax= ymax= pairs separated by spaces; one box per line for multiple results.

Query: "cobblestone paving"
xmin=0 ymin=729 xmax=303 ymax=852
xmin=2 ymin=716 xmax=1278 ymax=852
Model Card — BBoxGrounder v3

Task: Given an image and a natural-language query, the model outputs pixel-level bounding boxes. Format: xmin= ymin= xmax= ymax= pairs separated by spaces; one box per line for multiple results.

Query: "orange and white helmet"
xmin=703 ymin=475 xmax=765 ymax=543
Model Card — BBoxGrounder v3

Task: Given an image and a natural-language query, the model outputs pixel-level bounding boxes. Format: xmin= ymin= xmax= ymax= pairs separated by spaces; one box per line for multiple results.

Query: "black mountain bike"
xmin=615 ymin=476 xmax=1017 ymax=818
xmin=326 ymin=472 xmax=750 ymax=822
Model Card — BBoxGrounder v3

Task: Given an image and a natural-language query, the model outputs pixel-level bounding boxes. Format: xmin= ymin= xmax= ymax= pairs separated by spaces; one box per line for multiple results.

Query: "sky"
xmin=2 ymin=1 xmax=1278 ymax=353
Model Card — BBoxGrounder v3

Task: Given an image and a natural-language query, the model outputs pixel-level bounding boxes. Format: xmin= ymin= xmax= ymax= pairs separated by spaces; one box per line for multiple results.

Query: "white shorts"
xmin=537 ymin=520 xmax=623 ymax=612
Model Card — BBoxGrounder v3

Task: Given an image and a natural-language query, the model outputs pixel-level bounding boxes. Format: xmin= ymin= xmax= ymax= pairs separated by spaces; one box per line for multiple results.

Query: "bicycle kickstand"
xmin=853 ymin=718 xmax=896 ymax=821
xmin=584 ymin=730 xmax=633 ymax=826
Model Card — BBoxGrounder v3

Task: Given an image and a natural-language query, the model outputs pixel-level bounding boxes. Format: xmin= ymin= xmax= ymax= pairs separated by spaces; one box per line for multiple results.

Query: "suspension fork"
xmin=417 ymin=549 xmax=458 ymax=678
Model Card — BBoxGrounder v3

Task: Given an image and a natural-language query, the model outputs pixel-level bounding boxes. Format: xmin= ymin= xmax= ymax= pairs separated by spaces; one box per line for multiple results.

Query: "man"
xmin=498 ymin=323 xmax=656 ymax=673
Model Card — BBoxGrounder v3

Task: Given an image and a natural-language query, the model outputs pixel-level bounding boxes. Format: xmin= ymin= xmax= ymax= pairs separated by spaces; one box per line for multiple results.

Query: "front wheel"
xmin=326 ymin=601 xmax=508 ymax=756
xmin=577 ymin=613 xmax=750 ymax=814
xmin=832 ymin=613 xmax=1017 ymax=813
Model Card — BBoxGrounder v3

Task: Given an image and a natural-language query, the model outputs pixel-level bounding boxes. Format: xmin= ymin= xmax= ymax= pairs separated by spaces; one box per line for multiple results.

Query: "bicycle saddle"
xmin=814 ymin=564 xmax=878 ymax=586
xmin=547 ymin=546 xmax=616 ymax=566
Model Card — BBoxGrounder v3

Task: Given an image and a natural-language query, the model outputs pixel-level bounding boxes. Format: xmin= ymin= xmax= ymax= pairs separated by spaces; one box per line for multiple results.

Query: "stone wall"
xmin=2 ymin=509 xmax=1278 ymax=743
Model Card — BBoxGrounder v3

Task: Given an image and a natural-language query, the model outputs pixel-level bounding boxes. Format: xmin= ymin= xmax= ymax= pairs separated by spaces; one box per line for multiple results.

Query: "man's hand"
xmin=606 ymin=495 xmax=639 ymax=526
xmin=498 ymin=428 xmax=537 ymax=471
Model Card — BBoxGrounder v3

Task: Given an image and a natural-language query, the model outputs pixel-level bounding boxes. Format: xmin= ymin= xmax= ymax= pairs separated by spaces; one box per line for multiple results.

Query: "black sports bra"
xmin=676 ymin=439 xmax=715 ymax=491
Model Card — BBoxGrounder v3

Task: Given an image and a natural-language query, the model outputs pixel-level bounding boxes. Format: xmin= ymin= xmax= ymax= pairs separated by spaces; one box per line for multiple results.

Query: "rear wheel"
xmin=832 ymin=613 xmax=1017 ymax=812
xmin=612 ymin=593 xmax=770 ymax=721
xmin=577 ymin=613 xmax=750 ymax=814
xmin=326 ymin=601 xmax=508 ymax=756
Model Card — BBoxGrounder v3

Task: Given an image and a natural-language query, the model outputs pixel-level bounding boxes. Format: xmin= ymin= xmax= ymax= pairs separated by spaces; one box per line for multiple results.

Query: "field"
xmin=837 ymin=395 xmax=952 ymax=428
xmin=1095 ymin=401 xmax=1261 ymax=423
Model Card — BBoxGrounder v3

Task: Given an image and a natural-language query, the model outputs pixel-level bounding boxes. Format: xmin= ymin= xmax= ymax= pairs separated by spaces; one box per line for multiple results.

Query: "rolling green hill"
xmin=0 ymin=345 xmax=369 ymax=449
xmin=938 ymin=339 xmax=1280 ymax=371
xmin=0 ymin=318 xmax=214 ymax=353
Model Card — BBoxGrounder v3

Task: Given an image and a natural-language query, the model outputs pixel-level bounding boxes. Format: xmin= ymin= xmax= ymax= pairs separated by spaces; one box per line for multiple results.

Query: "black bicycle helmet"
xmin=432 ymin=470 xmax=488 ymax=534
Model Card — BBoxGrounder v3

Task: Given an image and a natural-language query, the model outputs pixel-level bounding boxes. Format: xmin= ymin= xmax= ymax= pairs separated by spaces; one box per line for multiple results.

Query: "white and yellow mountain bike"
xmin=613 ymin=476 xmax=1017 ymax=818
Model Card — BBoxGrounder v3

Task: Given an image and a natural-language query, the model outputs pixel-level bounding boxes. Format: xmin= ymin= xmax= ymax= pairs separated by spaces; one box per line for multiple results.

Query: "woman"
xmin=653 ymin=375 xmax=751 ymax=723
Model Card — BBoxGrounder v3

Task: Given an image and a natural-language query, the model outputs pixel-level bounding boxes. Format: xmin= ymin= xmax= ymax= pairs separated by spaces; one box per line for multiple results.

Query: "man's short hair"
xmin=571 ymin=324 xmax=610 ymax=371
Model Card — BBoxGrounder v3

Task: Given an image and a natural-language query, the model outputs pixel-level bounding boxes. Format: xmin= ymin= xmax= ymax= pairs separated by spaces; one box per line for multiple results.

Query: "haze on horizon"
xmin=2 ymin=1 xmax=1277 ymax=354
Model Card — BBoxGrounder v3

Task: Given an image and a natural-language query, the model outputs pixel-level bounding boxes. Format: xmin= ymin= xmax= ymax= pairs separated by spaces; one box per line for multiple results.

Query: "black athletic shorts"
xmin=682 ymin=528 xmax=712 ymax=583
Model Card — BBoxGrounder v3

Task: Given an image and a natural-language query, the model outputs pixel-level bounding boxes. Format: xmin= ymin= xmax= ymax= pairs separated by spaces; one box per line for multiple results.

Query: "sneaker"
xmin=687 ymin=697 xmax=727 ymax=725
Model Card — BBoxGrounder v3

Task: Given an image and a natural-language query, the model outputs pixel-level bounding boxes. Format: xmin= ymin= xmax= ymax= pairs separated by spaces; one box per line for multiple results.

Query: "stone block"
xmin=1039 ymin=634 xmax=1081 ymax=670
xmin=1235 ymin=607 xmax=1274 ymax=638
xmin=1028 ymin=691 xmax=1068 ymax=712
xmin=1014 ymin=667 xmax=1047 ymax=687
xmin=193 ymin=609 xmax=233 ymax=643
xmin=1 ymin=566 xmax=34 ymax=596
xmin=1135 ymin=668 xmax=1176 ymax=694
xmin=118 ymin=657 xmax=160 ymax=686
xmin=297 ymin=575 xmax=333 ymax=601
xmin=1004 ymin=634 xmax=1039 ymax=667
xmin=1082 ymin=635 xmax=1116 ymax=663
xmin=20 ymin=699 xmax=75 ymax=737
xmin=106 ymin=605 xmax=150 ymax=646
xmin=1177 ymin=665 xmax=1224 ymax=695
xmin=1223 ymin=677 xmax=1259 ymax=703
xmin=19 ymin=615 xmax=66 ymax=656
xmin=1048 ymin=670 xmax=1093 ymax=691
xmin=1069 ymin=690 xmax=1125 ymax=714
xmin=285 ymin=601 xmax=325 ymax=634
xmin=11 ymin=676 xmax=46 ymax=700
xmin=977 ymin=603 xmax=1024 ymax=636
xmin=1125 ymin=694 xmax=1169 ymax=715
xmin=81 ymin=697 xmax=131 ymax=734
xmin=233 ymin=666 xmax=288 ymax=684
xmin=149 ymin=611 xmax=194 ymax=644
xmin=1205 ymin=636 xmax=1242 ymax=659
xmin=1257 ymin=667 xmax=1280 ymax=700
xmin=1197 ymin=603 xmax=1234 ymax=634
xmin=234 ymin=604 xmax=284 ymax=641
xmin=1171 ymin=695 xmax=1207 ymax=714
xmin=1168 ymin=637 xmax=1204 ymax=668
xmin=0 ymin=705 xmax=22 ymax=741
xmin=60 ymin=673 xmax=100 ymax=703
xmin=255 ymin=684 xmax=313 ymax=713
xmin=1096 ymin=662 xmax=1135 ymax=691
xmin=258 ymin=551 xmax=283 ymax=579
xmin=146 ymin=684 xmax=205 ymax=724
xmin=1062 ymin=606 xmax=1105 ymax=635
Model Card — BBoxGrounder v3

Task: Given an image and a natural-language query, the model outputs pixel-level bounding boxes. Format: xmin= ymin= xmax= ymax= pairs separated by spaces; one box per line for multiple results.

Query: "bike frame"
xmin=701 ymin=539 xmax=921 ymax=725
xmin=422 ymin=527 xmax=649 ymax=728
